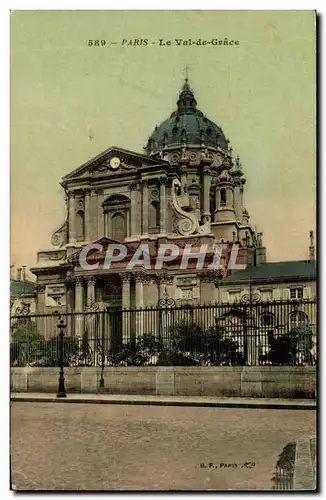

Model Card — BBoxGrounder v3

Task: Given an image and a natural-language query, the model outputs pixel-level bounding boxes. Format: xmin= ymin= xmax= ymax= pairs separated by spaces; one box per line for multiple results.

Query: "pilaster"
xmin=68 ymin=190 xmax=76 ymax=243
xmin=159 ymin=176 xmax=167 ymax=234
xmin=141 ymin=179 xmax=149 ymax=236
xmin=84 ymin=189 xmax=91 ymax=242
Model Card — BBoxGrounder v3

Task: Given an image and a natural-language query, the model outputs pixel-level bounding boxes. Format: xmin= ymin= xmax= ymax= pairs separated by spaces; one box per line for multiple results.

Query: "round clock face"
xmin=109 ymin=157 xmax=121 ymax=169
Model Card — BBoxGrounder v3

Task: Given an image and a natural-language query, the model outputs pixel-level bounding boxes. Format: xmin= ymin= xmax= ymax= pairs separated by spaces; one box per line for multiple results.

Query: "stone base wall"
xmin=10 ymin=366 xmax=316 ymax=399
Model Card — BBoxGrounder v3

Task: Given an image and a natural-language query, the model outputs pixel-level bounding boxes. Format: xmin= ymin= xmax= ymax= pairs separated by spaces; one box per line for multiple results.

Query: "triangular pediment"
xmin=61 ymin=146 xmax=167 ymax=184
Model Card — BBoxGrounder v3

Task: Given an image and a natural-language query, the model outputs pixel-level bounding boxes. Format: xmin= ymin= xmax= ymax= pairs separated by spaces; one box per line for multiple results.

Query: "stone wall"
xmin=11 ymin=366 xmax=316 ymax=398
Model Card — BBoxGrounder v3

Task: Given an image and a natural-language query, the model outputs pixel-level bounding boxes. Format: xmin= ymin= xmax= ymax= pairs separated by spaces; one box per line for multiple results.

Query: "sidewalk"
xmin=11 ymin=392 xmax=316 ymax=409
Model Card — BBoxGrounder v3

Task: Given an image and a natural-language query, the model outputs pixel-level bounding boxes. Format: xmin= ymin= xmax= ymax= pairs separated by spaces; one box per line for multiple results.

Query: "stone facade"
xmin=31 ymin=79 xmax=267 ymax=315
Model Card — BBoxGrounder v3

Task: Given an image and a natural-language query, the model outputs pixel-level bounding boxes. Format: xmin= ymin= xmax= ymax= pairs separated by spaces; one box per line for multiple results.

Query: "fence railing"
xmin=10 ymin=299 xmax=316 ymax=368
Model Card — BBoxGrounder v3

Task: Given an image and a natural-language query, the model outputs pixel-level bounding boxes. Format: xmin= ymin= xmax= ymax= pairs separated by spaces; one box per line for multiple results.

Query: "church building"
xmin=31 ymin=78 xmax=267 ymax=324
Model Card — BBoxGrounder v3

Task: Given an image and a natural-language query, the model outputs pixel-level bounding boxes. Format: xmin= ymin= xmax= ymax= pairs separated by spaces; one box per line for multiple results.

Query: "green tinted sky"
xmin=10 ymin=10 xmax=316 ymax=272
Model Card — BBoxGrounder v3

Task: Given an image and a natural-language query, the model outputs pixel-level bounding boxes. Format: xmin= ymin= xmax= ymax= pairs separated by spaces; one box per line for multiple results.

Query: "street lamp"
xmin=56 ymin=318 xmax=67 ymax=398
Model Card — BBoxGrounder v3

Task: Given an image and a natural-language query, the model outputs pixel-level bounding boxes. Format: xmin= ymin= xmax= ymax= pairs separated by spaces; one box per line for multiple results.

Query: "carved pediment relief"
xmin=61 ymin=146 xmax=166 ymax=184
xmin=91 ymin=156 xmax=138 ymax=176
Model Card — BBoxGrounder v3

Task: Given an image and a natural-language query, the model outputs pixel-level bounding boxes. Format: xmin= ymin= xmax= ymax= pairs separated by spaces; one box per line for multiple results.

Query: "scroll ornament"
xmin=51 ymin=220 xmax=68 ymax=248
xmin=171 ymin=178 xmax=211 ymax=236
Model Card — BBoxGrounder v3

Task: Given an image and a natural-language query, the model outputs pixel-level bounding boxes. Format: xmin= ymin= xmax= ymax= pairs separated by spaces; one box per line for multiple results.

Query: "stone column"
xmin=120 ymin=272 xmax=131 ymax=343
xmin=129 ymin=183 xmax=140 ymax=238
xmin=84 ymin=189 xmax=91 ymax=242
xmin=202 ymin=166 xmax=212 ymax=224
xmin=74 ymin=277 xmax=84 ymax=338
xmin=142 ymin=180 xmax=149 ymax=235
xmin=68 ymin=190 xmax=76 ymax=243
xmin=159 ymin=176 xmax=167 ymax=234
xmin=86 ymin=276 xmax=96 ymax=306
xmin=96 ymin=188 xmax=104 ymax=239
xmin=134 ymin=273 xmax=145 ymax=338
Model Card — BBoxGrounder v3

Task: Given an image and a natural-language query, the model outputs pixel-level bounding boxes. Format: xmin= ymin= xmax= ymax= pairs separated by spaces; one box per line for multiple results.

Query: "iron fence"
xmin=271 ymin=442 xmax=296 ymax=491
xmin=10 ymin=299 xmax=316 ymax=368
xmin=272 ymin=466 xmax=294 ymax=490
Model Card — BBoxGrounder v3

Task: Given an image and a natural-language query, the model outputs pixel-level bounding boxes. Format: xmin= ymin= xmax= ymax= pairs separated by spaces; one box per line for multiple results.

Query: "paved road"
xmin=10 ymin=402 xmax=315 ymax=491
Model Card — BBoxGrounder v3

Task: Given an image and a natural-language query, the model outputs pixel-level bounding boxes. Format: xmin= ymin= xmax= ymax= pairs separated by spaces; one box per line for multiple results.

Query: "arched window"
xmin=149 ymin=201 xmax=160 ymax=230
xmin=112 ymin=212 xmax=126 ymax=241
xmin=102 ymin=195 xmax=130 ymax=240
xmin=75 ymin=211 xmax=85 ymax=241
xmin=290 ymin=310 xmax=309 ymax=329
xmin=220 ymin=188 xmax=227 ymax=206
xmin=260 ymin=313 xmax=274 ymax=327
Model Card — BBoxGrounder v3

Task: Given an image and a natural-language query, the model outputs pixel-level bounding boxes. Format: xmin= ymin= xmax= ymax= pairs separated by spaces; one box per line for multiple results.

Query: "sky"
xmin=10 ymin=10 xmax=316 ymax=277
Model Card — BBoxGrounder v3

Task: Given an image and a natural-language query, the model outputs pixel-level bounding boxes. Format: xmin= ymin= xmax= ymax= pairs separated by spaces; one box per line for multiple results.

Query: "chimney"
xmin=22 ymin=265 xmax=26 ymax=281
xmin=309 ymin=230 xmax=315 ymax=261
xmin=10 ymin=265 xmax=15 ymax=280
xmin=16 ymin=267 xmax=22 ymax=281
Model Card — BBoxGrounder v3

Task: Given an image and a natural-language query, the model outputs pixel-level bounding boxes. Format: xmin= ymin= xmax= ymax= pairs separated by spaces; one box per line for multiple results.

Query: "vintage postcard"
xmin=10 ymin=10 xmax=316 ymax=491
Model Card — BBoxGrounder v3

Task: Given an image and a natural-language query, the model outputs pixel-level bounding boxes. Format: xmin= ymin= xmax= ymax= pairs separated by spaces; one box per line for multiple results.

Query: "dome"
xmin=146 ymin=79 xmax=228 ymax=155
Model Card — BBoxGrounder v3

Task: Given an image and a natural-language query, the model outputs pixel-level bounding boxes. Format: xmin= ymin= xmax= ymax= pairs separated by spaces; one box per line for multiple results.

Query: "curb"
xmin=10 ymin=394 xmax=317 ymax=410
xmin=293 ymin=438 xmax=317 ymax=490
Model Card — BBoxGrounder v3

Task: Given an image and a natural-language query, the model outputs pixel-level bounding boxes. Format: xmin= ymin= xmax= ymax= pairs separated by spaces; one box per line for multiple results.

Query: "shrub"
xmin=266 ymin=326 xmax=315 ymax=365
xmin=168 ymin=322 xmax=246 ymax=366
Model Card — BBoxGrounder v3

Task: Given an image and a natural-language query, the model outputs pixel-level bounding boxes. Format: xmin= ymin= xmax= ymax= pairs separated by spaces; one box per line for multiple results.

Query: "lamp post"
xmin=56 ymin=318 xmax=67 ymax=398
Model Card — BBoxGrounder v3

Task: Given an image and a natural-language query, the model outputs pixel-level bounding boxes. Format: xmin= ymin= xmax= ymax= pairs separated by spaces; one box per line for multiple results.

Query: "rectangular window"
xmin=290 ymin=288 xmax=303 ymax=299
xmin=260 ymin=289 xmax=273 ymax=301
xmin=229 ymin=292 xmax=239 ymax=303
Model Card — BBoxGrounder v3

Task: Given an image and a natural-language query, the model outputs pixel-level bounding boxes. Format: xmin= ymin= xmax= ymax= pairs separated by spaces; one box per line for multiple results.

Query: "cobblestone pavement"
xmin=10 ymin=402 xmax=316 ymax=491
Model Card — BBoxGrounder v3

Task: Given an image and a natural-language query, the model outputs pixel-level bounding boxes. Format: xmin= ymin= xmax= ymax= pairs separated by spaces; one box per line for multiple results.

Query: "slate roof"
xmin=10 ymin=280 xmax=36 ymax=297
xmin=221 ymin=260 xmax=316 ymax=285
